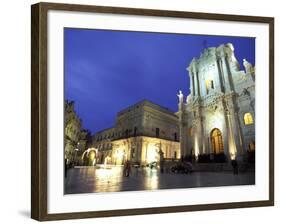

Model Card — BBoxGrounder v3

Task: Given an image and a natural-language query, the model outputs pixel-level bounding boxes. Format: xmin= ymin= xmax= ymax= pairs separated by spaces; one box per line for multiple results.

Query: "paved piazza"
xmin=64 ymin=165 xmax=255 ymax=194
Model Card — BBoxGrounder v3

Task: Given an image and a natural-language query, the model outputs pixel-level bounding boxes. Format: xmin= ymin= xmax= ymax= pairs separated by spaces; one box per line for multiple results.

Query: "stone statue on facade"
xmin=243 ymin=59 xmax=253 ymax=74
xmin=177 ymin=90 xmax=184 ymax=104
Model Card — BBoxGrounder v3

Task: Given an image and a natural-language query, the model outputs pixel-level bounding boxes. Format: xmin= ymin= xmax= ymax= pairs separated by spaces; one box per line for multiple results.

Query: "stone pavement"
xmin=64 ymin=165 xmax=255 ymax=194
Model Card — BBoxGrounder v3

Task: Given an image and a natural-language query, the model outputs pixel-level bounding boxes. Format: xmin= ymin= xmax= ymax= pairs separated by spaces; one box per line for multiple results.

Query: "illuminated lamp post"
xmin=74 ymin=148 xmax=79 ymax=166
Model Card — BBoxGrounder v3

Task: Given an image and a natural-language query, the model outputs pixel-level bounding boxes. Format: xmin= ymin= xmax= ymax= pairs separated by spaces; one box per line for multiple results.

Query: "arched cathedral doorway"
xmin=211 ymin=128 xmax=224 ymax=154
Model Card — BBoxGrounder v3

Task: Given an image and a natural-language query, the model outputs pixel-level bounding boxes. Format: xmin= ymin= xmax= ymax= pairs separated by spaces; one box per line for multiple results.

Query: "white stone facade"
xmin=178 ymin=43 xmax=255 ymax=161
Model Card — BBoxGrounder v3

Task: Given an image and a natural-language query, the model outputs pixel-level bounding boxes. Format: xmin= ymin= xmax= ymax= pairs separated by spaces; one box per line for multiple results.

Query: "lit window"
xmin=244 ymin=113 xmax=254 ymax=125
xmin=205 ymin=79 xmax=214 ymax=94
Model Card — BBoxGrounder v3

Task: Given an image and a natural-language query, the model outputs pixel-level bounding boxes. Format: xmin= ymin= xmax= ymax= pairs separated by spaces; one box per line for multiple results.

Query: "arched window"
xmin=244 ymin=113 xmax=254 ymax=125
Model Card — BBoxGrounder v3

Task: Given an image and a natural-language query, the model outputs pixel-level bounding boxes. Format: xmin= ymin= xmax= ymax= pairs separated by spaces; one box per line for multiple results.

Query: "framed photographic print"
xmin=31 ymin=2 xmax=274 ymax=221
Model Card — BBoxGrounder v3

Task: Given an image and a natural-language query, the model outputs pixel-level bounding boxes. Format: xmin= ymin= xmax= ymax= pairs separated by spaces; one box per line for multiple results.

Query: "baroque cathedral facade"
xmin=177 ymin=43 xmax=255 ymax=161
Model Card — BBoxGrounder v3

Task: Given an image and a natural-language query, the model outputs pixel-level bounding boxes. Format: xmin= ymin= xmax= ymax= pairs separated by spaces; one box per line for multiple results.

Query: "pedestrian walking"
xmin=123 ymin=160 xmax=131 ymax=177
xmin=64 ymin=158 xmax=68 ymax=178
xmin=231 ymin=159 xmax=239 ymax=175
xmin=159 ymin=149 xmax=164 ymax=173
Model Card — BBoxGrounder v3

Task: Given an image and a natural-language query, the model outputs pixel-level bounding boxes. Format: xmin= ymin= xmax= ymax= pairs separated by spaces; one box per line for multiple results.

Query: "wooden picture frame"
xmin=31 ymin=2 xmax=274 ymax=221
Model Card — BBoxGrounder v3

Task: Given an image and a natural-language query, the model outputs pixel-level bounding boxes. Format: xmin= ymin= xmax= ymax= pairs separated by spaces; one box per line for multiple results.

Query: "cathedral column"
xmin=194 ymin=69 xmax=201 ymax=96
xmin=221 ymin=100 xmax=230 ymax=159
xmin=192 ymin=71 xmax=198 ymax=96
xmin=226 ymin=111 xmax=235 ymax=159
xmin=194 ymin=105 xmax=205 ymax=156
xmin=188 ymin=59 xmax=198 ymax=97
xmin=219 ymin=53 xmax=232 ymax=93
xmin=215 ymin=59 xmax=223 ymax=92
xmin=198 ymin=109 xmax=206 ymax=154
xmin=189 ymin=73 xmax=195 ymax=96
xmin=228 ymin=99 xmax=244 ymax=159
xmin=224 ymin=96 xmax=244 ymax=160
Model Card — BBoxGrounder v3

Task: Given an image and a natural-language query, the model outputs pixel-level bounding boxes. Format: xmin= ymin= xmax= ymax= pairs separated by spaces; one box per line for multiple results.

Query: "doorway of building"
xmin=211 ymin=128 xmax=224 ymax=154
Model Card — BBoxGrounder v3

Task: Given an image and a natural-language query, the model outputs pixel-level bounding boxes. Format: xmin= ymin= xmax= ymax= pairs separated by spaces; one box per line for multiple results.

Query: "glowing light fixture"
xmin=146 ymin=144 xmax=158 ymax=163
xmin=115 ymin=149 xmax=124 ymax=160
xmin=194 ymin=134 xmax=199 ymax=159
xmin=244 ymin=112 xmax=254 ymax=125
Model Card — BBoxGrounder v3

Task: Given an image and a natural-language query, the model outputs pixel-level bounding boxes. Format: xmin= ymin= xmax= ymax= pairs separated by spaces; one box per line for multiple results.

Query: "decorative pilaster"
xmin=227 ymin=98 xmax=244 ymax=159
xmin=224 ymin=96 xmax=244 ymax=160
xmin=218 ymin=48 xmax=232 ymax=93
xmin=215 ymin=57 xmax=223 ymax=92
xmin=189 ymin=73 xmax=195 ymax=96
xmin=188 ymin=58 xmax=200 ymax=97
xmin=195 ymin=105 xmax=205 ymax=155
xmin=194 ymin=68 xmax=201 ymax=96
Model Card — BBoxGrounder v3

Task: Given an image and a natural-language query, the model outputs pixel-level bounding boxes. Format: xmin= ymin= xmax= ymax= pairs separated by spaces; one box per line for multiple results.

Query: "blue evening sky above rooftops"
xmin=64 ymin=28 xmax=255 ymax=134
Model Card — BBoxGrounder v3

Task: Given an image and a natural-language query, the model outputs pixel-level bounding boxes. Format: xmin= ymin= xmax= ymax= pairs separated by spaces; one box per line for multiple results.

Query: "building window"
xmin=134 ymin=127 xmax=137 ymax=137
xmin=174 ymin=132 xmax=177 ymax=141
xmin=205 ymin=79 xmax=214 ymax=94
xmin=156 ymin=128 xmax=160 ymax=137
xmin=244 ymin=112 xmax=254 ymax=125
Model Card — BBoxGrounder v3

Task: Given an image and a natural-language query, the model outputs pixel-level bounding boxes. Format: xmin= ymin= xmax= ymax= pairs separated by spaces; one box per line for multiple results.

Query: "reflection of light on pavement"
xmin=65 ymin=166 xmax=255 ymax=194
xmin=95 ymin=167 xmax=111 ymax=178
xmin=144 ymin=168 xmax=159 ymax=190
xmin=94 ymin=166 xmax=123 ymax=192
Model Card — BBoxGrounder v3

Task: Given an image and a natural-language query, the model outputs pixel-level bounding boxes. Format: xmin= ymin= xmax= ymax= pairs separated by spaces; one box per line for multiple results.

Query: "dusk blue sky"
xmin=64 ymin=28 xmax=255 ymax=134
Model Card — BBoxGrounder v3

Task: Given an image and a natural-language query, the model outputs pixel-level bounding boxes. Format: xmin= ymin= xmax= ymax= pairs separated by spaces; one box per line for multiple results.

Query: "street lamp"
xmin=74 ymin=148 xmax=79 ymax=166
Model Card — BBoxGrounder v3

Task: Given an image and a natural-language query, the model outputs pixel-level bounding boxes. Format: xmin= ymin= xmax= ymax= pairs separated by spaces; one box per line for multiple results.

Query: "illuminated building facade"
xmin=178 ymin=43 xmax=255 ymax=161
xmin=91 ymin=127 xmax=115 ymax=164
xmin=64 ymin=100 xmax=82 ymax=164
xmin=92 ymin=100 xmax=180 ymax=165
